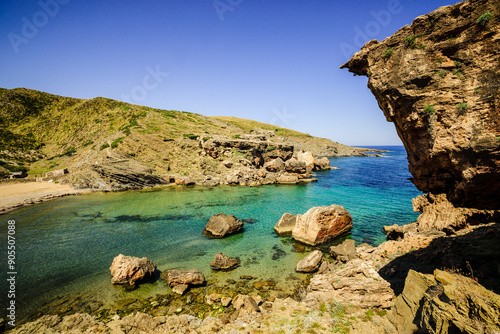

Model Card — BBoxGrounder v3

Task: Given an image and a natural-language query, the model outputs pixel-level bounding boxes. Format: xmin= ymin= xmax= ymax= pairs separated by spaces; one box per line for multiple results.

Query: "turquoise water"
xmin=0 ymin=146 xmax=421 ymax=320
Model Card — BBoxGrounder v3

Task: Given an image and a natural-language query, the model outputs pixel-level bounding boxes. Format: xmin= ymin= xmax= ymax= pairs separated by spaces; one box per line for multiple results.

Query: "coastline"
xmin=0 ymin=182 xmax=88 ymax=215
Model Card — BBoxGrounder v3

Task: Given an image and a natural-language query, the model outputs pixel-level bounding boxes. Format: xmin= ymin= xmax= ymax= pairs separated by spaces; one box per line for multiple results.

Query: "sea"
xmin=0 ymin=146 xmax=422 ymax=322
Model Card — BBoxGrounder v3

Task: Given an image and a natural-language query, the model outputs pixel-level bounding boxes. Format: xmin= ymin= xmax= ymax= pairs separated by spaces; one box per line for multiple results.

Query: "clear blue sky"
xmin=0 ymin=0 xmax=459 ymax=146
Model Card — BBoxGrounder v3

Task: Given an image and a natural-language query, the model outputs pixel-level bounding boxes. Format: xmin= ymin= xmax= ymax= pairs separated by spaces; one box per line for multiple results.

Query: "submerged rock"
xmin=210 ymin=253 xmax=240 ymax=271
xmin=166 ymin=269 xmax=205 ymax=288
xmin=204 ymin=213 xmax=244 ymax=238
xmin=292 ymin=205 xmax=353 ymax=246
xmin=296 ymin=250 xmax=323 ymax=273
xmin=109 ymin=254 xmax=156 ymax=285
xmin=274 ymin=213 xmax=297 ymax=235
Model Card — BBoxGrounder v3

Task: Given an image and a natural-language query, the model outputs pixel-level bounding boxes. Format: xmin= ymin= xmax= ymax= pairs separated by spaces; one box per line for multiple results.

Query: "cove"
xmin=0 ymin=146 xmax=421 ymax=322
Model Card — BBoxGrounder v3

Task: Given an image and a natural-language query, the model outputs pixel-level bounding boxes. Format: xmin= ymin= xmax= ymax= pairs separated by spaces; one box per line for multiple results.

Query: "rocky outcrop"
xmin=274 ymin=213 xmax=297 ymax=235
xmin=263 ymin=157 xmax=285 ymax=172
xmin=292 ymin=205 xmax=353 ymax=246
xmin=329 ymin=239 xmax=357 ymax=262
xmin=165 ymin=269 xmax=205 ymax=295
xmin=306 ymin=259 xmax=394 ymax=309
xmin=203 ymin=213 xmax=244 ymax=238
xmin=210 ymin=252 xmax=240 ymax=271
xmin=109 ymin=254 xmax=156 ymax=285
xmin=387 ymin=269 xmax=500 ymax=334
xmin=296 ymin=250 xmax=323 ymax=273
xmin=341 ymin=0 xmax=500 ymax=212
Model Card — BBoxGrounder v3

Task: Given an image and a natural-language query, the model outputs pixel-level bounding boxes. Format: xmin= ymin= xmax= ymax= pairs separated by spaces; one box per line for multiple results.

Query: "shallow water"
xmin=0 ymin=146 xmax=421 ymax=321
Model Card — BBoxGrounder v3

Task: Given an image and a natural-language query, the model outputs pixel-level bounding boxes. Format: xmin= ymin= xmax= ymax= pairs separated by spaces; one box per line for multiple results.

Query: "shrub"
xmin=382 ymin=47 xmax=394 ymax=59
xmin=424 ymin=105 xmax=436 ymax=115
xmin=437 ymin=70 xmax=449 ymax=78
xmin=417 ymin=44 xmax=426 ymax=50
xmin=100 ymin=143 xmax=110 ymax=150
xmin=404 ymin=35 xmax=416 ymax=48
xmin=457 ymin=102 xmax=468 ymax=112
xmin=111 ymin=137 xmax=125 ymax=149
xmin=232 ymin=134 xmax=241 ymax=139
xmin=435 ymin=57 xmax=444 ymax=63
xmin=477 ymin=12 xmax=493 ymax=26
xmin=63 ymin=146 xmax=76 ymax=156
xmin=183 ymin=134 xmax=198 ymax=140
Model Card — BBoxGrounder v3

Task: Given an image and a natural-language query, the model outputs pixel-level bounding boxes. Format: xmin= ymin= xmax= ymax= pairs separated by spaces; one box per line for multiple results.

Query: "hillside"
xmin=0 ymin=88 xmax=376 ymax=189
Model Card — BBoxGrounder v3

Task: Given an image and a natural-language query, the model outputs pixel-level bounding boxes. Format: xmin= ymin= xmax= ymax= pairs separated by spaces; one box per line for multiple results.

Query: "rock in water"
xmin=292 ymin=205 xmax=353 ymax=246
xmin=204 ymin=213 xmax=244 ymax=238
xmin=210 ymin=253 xmax=240 ymax=271
xmin=329 ymin=239 xmax=357 ymax=262
xmin=166 ymin=269 xmax=205 ymax=287
xmin=274 ymin=213 xmax=297 ymax=235
xmin=109 ymin=254 xmax=156 ymax=285
xmin=296 ymin=250 xmax=323 ymax=273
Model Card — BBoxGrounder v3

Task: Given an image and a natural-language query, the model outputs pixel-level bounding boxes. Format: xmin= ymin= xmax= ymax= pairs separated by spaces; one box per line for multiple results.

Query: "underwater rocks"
xmin=292 ymin=205 xmax=353 ymax=246
xmin=296 ymin=250 xmax=323 ymax=273
xmin=109 ymin=254 xmax=156 ymax=285
xmin=204 ymin=213 xmax=244 ymax=238
xmin=210 ymin=253 xmax=241 ymax=271
xmin=166 ymin=269 xmax=205 ymax=295
xmin=274 ymin=213 xmax=298 ymax=236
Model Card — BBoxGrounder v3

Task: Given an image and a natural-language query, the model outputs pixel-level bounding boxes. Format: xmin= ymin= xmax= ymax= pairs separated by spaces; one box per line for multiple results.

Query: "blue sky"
xmin=0 ymin=0 xmax=459 ymax=146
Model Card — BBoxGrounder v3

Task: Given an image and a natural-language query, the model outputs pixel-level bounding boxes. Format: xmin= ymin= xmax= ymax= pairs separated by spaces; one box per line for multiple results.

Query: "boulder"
xmin=166 ymin=269 xmax=205 ymax=287
xmin=296 ymin=250 xmax=323 ymax=273
xmin=264 ymin=158 xmax=285 ymax=172
xmin=204 ymin=213 xmax=244 ymax=238
xmin=276 ymin=174 xmax=299 ymax=184
xmin=314 ymin=157 xmax=333 ymax=170
xmin=109 ymin=254 xmax=156 ymax=285
xmin=292 ymin=205 xmax=353 ymax=246
xmin=210 ymin=253 xmax=240 ymax=271
xmin=285 ymin=158 xmax=307 ymax=174
xmin=306 ymin=259 xmax=394 ymax=309
xmin=295 ymin=151 xmax=315 ymax=172
xmin=383 ymin=223 xmax=418 ymax=240
xmin=274 ymin=213 xmax=297 ymax=235
xmin=329 ymin=239 xmax=357 ymax=262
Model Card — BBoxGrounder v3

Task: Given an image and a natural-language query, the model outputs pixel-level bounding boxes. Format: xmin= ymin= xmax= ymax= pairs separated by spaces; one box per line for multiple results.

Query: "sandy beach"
xmin=0 ymin=182 xmax=85 ymax=214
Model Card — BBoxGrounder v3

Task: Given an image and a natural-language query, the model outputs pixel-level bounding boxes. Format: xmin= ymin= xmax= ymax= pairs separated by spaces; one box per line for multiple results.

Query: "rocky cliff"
xmin=341 ymin=0 xmax=499 ymax=215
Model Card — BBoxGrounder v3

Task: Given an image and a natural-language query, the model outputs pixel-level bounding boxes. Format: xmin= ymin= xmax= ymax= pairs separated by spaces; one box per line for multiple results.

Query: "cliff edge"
xmin=341 ymin=0 xmax=499 ymax=212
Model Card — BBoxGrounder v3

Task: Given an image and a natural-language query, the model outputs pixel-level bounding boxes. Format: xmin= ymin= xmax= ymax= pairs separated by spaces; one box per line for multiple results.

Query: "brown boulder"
xmin=284 ymin=158 xmax=307 ymax=174
xmin=274 ymin=213 xmax=297 ymax=235
xmin=210 ymin=253 xmax=240 ymax=271
xmin=204 ymin=213 xmax=244 ymax=238
xmin=109 ymin=254 xmax=156 ymax=285
xmin=166 ymin=269 xmax=205 ymax=287
xmin=276 ymin=173 xmax=299 ymax=184
xmin=292 ymin=205 xmax=353 ymax=246
xmin=296 ymin=250 xmax=323 ymax=273
xmin=263 ymin=158 xmax=285 ymax=172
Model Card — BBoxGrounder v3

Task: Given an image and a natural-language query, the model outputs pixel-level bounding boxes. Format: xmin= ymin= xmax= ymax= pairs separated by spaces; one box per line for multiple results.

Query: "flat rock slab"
xmin=329 ymin=239 xmax=357 ymax=262
xmin=166 ymin=269 xmax=205 ymax=287
xmin=109 ymin=254 xmax=156 ymax=285
xmin=274 ymin=213 xmax=297 ymax=236
xmin=204 ymin=213 xmax=244 ymax=238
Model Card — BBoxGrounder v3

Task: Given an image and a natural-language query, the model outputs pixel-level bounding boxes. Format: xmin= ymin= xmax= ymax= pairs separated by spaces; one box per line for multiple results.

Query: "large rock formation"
xmin=341 ymin=0 xmax=500 ymax=215
xmin=292 ymin=205 xmax=353 ymax=246
xmin=109 ymin=254 xmax=156 ymax=285
xmin=204 ymin=213 xmax=244 ymax=238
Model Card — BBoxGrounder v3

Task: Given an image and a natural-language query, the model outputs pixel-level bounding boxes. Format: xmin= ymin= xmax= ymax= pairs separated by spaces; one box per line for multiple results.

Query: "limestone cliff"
xmin=341 ymin=0 xmax=499 ymax=211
